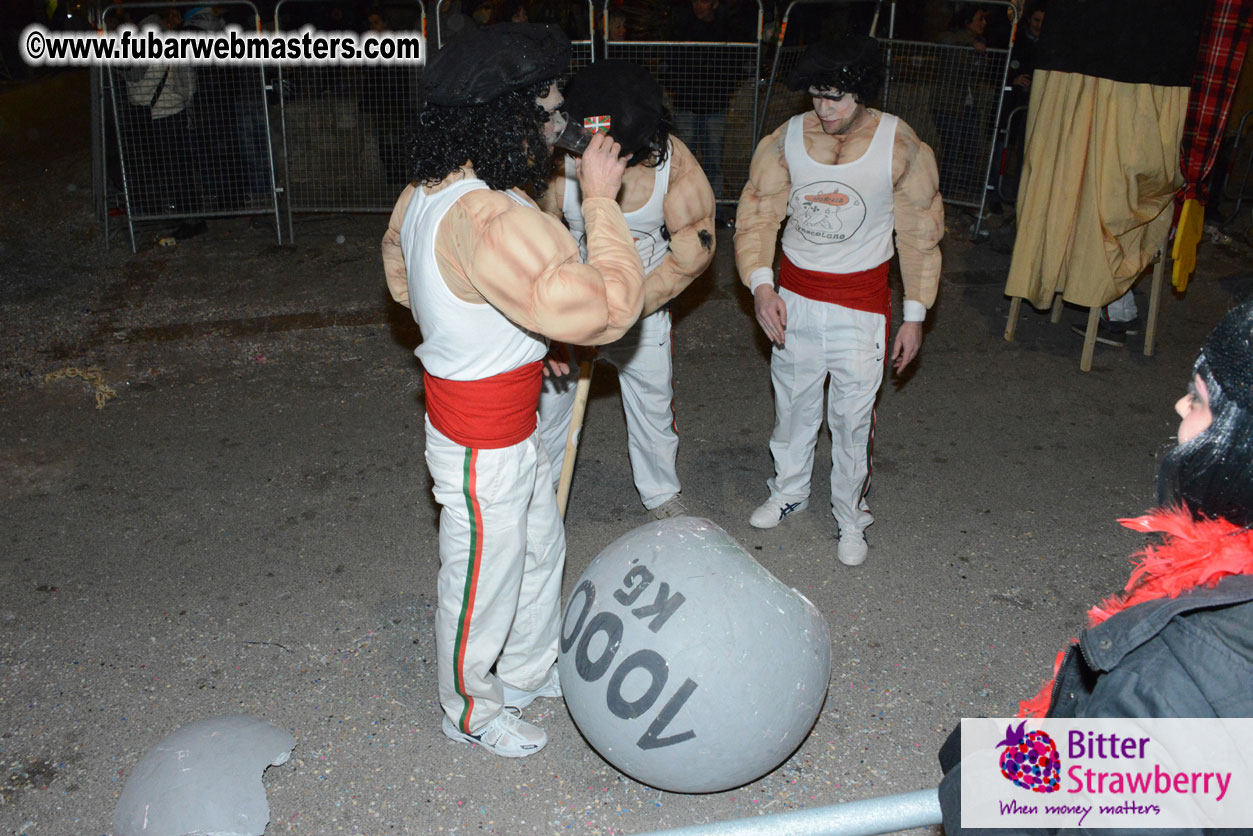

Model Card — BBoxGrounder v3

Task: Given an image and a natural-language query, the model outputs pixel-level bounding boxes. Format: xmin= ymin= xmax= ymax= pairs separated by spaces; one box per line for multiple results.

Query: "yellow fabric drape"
xmin=1005 ymin=71 xmax=1189 ymax=310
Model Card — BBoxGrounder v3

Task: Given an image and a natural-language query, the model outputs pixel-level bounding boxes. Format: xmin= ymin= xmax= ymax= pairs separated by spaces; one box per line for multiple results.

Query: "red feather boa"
xmin=1019 ymin=508 xmax=1253 ymax=718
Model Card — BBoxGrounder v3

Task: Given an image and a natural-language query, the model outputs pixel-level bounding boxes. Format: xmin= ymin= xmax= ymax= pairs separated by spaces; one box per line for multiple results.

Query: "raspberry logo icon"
xmin=996 ymin=721 xmax=1061 ymax=793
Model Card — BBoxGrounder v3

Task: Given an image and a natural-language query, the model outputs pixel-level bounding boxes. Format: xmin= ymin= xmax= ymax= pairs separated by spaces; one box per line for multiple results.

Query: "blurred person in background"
xmin=934 ymin=3 xmax=990 ymax=199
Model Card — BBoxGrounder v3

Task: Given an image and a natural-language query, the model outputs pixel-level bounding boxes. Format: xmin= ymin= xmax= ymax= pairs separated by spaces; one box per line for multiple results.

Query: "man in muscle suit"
xmin=381 ymin=24 xmax=653 ymax=757
xmin=735 ymin=34 xmax=943 ymax=567
xmin=536 ymin=60 xmax=716 ymax=519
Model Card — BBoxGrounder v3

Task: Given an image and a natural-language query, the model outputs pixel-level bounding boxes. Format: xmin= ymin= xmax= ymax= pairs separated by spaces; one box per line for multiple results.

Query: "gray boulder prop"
xmin=114 ymin=715 xmax=296 ymax=836
xmin=558 ymin=517 xmax=831 ymax=793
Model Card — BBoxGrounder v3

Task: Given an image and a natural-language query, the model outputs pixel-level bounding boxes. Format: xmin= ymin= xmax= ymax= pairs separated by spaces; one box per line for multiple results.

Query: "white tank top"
xmin=401 ymin=178 xmax=548 ymax=381
xmin=780 ymin=113 xmax=897 ymax=273
xmin=561 ymin=142 xmax=672 ymax=275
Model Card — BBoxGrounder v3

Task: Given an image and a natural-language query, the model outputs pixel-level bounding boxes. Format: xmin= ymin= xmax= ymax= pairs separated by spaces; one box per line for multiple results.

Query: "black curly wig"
xmin=561 ymin=59 xmax=671 ymax=169
xmin=787 ymin=35 xmax=885 ymax=105
xmin=408 ymin=80 xmax=557 ymax=196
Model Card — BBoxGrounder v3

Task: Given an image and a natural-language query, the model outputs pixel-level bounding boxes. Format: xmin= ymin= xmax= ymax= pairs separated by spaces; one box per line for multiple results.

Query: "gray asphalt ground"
xmin=3 ymin=72 xmax=1252 ymax=836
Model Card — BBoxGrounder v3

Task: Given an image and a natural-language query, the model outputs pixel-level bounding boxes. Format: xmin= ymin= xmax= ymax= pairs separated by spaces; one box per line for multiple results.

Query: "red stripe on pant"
xmin=859 ymin=408 xmax=876 ymax=503
xmin=453 ymin=447 xmax=483 ymax=732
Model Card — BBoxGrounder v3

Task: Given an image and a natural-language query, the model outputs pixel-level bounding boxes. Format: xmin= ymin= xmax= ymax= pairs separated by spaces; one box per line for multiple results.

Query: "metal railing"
xmin=101 ymin=0 xmax=284 ymax=252
xmin=603 ymin=0 xmax=764 ymax=204
xmin=758 ymin=0 xmax=883 ymax=140
xmin=431 ymin=0 xmax=593 ymax=57
xmin=274 ymin=0 xmax=425 ymax=238
xmin=760 ymin=0 xmax=1017 ymax=230
xmin=880 ymin=0 xmax=1016 ymax=225
xmin=91 ymin=0 xmax=1023 ymax=247
xmin=631 ymin=787 xmax=941 ymax=836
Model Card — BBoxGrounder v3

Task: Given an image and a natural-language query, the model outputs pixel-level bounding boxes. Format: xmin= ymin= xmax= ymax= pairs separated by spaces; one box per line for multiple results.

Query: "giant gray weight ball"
xmin=558 ymin=517 xmax=831 ymax=793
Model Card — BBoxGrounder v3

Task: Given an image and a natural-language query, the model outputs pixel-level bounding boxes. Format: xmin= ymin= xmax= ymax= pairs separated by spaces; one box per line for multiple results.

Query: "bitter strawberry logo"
xmin=996 ymin=721 xmax=1061 ymax=793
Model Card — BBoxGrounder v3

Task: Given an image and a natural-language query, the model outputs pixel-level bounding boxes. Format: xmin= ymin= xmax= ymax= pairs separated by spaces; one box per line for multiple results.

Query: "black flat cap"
xmin=787 ymin=34 xmax=884 ymax=102
xmin=425 ymin=23 xmax=571 ymax=106
xmin=563 ymin=60 xmax=664 ymax=158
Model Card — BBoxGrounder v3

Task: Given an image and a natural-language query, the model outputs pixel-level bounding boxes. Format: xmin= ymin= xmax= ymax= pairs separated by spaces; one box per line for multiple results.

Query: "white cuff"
xmin=903 ymin=300 xmax=927 ymax=322
xmin=748 ymin=268 xmax=775 ymax=294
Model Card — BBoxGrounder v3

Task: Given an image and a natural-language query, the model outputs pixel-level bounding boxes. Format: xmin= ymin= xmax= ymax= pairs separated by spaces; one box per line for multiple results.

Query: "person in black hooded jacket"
xmin=938 ymin=298 xmax=1253 ymax=835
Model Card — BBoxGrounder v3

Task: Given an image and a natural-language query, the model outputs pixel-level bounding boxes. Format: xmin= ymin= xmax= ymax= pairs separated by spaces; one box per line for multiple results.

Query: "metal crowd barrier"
xmin=879 ymin=0 xmax=1016 ymax=223
xmin=759 ymin=0 xmax=883 ymax=144
xmin=880 ymin=37 xmax=1009 ymax=209
xmin=603 ymin=0 xmax=764 ymax=205
xmin=92 ymin=65 xmax=120 ymax=241
xmin=758 ymin=42 xmax=811 ymax=134
xmin=432 ymin=0 xmax=594 ymax=56
xmin=759 ymin=1 xmax=846 ymax=139
xmin=632 ymin=787 xmax=942 ymax=836
xmin=101 ymin=0 xmax=283 ymax=252
xmin=571 ymin=35 xmax=596 ymax=78
xmin=94 ymin=0 xmax=1024 ymax=248
xmin=274 ymin=0 xmax=425 ymax=237
xmin=572 ymin=0 xmax=597 ymax=77
xmin=760 ymin=0 xmax=1016 ymax=226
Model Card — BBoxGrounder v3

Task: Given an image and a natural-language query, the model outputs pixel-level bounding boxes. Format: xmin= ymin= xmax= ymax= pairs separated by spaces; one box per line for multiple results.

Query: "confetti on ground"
xmin=43 ymin=367 xmax=117 ymax=408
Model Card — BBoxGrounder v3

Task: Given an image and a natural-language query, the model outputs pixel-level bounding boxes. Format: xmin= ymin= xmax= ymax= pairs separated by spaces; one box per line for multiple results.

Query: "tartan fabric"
xmin=1179 ymin=0 xmax=1253 ymax=202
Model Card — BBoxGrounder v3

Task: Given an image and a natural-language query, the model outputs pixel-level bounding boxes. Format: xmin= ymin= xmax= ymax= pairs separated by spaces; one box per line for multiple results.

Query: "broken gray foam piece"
xmin=114 ymin=715 xmax=296 ymax=836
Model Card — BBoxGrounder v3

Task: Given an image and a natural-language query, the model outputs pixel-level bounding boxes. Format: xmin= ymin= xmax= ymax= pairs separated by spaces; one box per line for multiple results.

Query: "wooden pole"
xmin=1004 ymin=296 xmax=1022 ymax=341
xmin=1145 ymin=241 xmax=1167 ymax=357
xmin=1080 ymin=305 xmax=1100 ymax=372
xmin=556 ymin=361 xmax=594 ymax=519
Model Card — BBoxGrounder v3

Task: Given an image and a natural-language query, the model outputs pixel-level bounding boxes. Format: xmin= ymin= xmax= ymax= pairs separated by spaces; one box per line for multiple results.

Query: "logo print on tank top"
xmin=630 ymin=227 xmax=662 ymax=267
xmin=789 ymin=180 xmax=866 ymax=245
xmin=577 ymin=227 xmax=663 ymax=268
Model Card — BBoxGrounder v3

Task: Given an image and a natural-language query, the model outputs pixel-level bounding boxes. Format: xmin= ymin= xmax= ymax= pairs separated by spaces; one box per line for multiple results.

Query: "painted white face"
xmin=536 ymin=83 xmax=567 ymax=148
xmin=809 ymin=86 xmax=865 ymax=135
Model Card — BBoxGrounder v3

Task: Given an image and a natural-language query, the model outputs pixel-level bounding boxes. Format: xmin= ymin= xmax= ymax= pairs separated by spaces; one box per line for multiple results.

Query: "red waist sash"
xmin=423 ymin=360 xmax=543 ymax=449
xmin=778 ymin=255 xmax=891 ymax=317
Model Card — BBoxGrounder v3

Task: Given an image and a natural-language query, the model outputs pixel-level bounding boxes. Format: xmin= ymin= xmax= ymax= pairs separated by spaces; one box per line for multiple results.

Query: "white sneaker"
xmin=837 ymin=529 xmax=868 ymax=566
xmin=501 ymin=665 xmax=562 ymax=710
xmin=442 ymin=707 xmax=547 ymax=757
xmin=748 ymin=497 xmax=809 ymax=529
xmin=649 ymin=494 xmax=689 ymax=520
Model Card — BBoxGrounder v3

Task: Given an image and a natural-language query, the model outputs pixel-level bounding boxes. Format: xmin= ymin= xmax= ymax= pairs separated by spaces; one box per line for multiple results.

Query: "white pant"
xmin=538 ymin=309 xmax=680 ymax=511
xmin=424 ymin=418 xmax=565 ymax=735
xmin=766 ymin=289 xmax=886 ymax=533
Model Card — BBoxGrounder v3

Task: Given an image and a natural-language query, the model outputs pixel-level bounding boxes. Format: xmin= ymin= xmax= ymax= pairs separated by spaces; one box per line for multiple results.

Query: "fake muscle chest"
xmin=800 ymin=112 xmax=903 ymax=183
xmin=615 ymin=164 xmax=659 ymax=213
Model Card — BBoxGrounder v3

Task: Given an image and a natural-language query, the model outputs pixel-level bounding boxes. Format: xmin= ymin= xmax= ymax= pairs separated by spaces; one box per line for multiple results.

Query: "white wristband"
xmin=903 ymin=300 xmax=927 ymax=322
xmin=748 ymin=267 xmax=775 ymax=294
